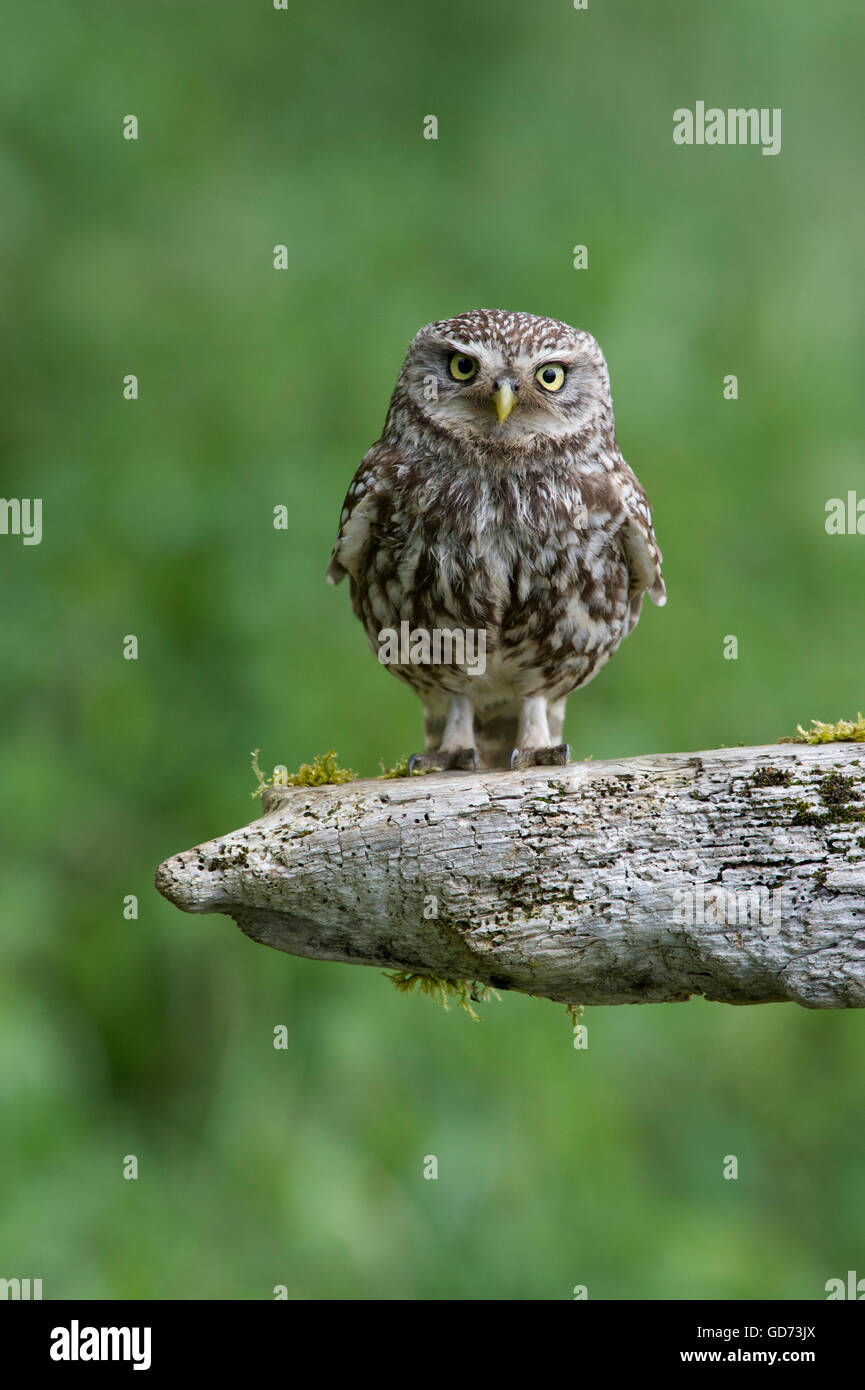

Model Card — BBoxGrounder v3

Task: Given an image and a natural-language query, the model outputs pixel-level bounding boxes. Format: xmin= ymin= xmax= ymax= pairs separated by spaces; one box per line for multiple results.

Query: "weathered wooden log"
xmin=155 ymin=741 xmax=865 ymax=1009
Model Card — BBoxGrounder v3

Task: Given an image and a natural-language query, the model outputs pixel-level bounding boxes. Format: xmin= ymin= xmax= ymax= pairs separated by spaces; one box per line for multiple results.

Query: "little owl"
xmin=326 ymin=309 xmax=665 ymax=771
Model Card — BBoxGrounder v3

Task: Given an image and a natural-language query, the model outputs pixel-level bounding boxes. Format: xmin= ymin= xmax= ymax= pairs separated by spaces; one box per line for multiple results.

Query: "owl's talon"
xmin=409 ymin=747 xmax=478 ymax=775
xmin=510 ymin=744 xmax=570 ymax=770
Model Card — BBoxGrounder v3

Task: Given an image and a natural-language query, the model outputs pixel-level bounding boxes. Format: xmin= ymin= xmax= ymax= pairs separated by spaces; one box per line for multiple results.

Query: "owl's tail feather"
xmin=474 ymin=704 xmax=521 ymax=770
xmin=422 ymin=695 xmax=516 ymax=769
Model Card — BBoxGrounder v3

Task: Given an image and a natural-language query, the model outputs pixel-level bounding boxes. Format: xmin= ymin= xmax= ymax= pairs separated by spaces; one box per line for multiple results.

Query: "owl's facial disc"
xmin=439 ymin=344 xmax=577 ymax=427
xmin=402 ymin=319 xmax=611 ymax=450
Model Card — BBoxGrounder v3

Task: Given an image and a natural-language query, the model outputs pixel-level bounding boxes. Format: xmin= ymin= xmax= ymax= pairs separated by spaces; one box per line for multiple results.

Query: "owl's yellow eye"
xmin=536 ymin=363 xmax=566 ymax=391
xmin=449 ymin=352 xmax=478 ymax=381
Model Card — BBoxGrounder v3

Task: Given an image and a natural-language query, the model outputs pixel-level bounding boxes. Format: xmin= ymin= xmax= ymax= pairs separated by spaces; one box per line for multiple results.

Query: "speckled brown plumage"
xmin=327 ymin=309 xmax=665 ymax=768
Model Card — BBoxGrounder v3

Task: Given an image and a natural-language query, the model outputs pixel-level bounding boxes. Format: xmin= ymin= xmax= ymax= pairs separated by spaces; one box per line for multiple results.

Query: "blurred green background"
xmin=1 ymin=0 xmax=863 ymax=1300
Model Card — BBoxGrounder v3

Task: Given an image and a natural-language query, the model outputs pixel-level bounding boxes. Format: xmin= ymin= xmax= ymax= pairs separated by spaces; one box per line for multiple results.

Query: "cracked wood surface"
xmin=155 ymin=742 xmax=865 ymax=1008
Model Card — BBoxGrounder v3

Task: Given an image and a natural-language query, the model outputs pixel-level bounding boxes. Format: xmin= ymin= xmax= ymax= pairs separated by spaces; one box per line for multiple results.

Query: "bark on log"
xmin=155 ymin=742 xmax=865 ymax=1009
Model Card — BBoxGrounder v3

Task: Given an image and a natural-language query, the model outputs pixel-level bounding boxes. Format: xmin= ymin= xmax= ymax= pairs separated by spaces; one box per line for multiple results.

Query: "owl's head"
xmin=389 ymin=308 xmax=613 ymax=453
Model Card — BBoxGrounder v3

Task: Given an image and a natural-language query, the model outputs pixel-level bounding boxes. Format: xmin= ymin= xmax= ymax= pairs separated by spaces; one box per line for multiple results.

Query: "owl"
xmin=326 ymin=309 xmax=665 ymax=771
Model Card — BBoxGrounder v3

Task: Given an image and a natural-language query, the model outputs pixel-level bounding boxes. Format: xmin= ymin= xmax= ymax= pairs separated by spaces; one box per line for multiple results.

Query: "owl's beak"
xmin=491 ymin=380 xmax=516 ymax=424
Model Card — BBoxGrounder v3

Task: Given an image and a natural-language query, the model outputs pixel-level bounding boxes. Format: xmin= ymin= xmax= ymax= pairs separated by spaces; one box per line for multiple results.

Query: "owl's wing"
xmin=325 ymin=448 xmax=386 ymax=586
xmin=608 ymin=471 xmax=665 ymax=641
xmin=618 ymin=478 xmax=666 ymax=608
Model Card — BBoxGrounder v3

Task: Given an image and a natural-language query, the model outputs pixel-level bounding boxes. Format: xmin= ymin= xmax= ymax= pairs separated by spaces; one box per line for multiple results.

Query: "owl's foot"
xmin=409 ymin=747 xmax=479 ymax=775
xmin=510 ymin=744 xmax=570 ymax=771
